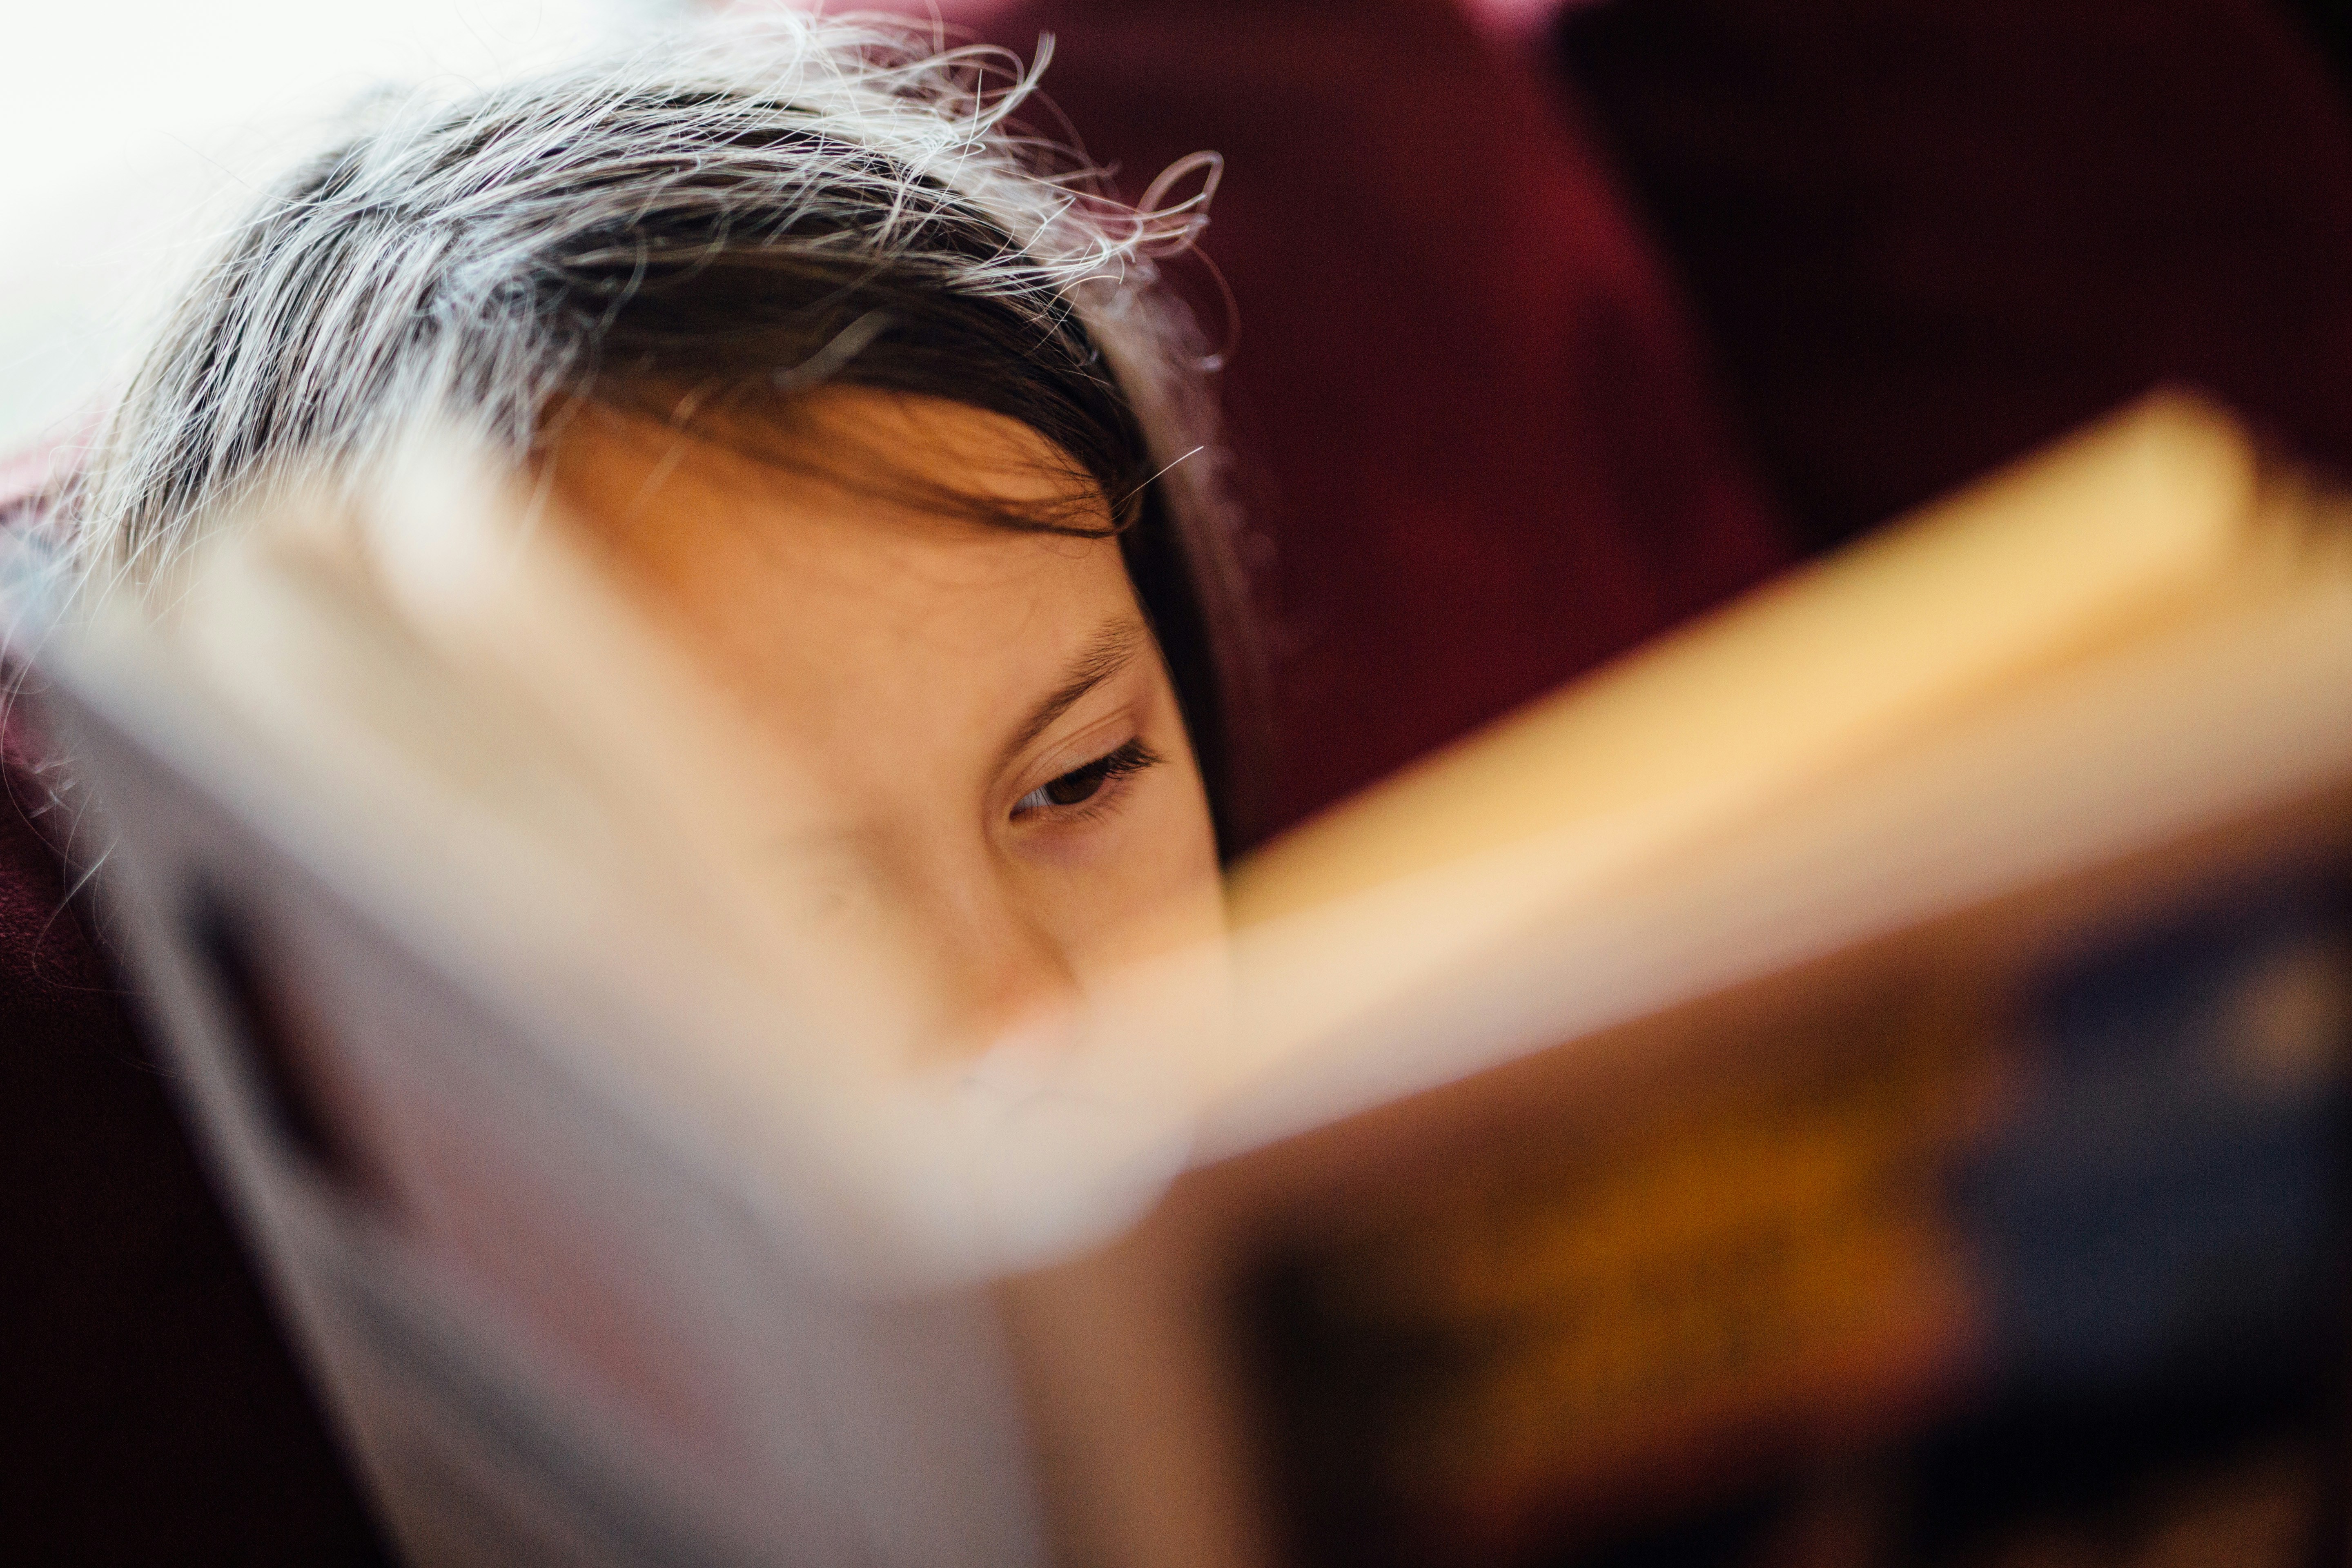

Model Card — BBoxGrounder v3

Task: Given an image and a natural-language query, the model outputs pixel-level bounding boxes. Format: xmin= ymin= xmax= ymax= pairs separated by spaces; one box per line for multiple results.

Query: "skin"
xmin=541 ymin=388 xmax=1224 ymax=1053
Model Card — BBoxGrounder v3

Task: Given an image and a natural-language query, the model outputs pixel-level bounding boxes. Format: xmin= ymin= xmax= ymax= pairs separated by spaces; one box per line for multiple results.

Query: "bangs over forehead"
xmin=454 ymin=97 xmax=1154 ymax=537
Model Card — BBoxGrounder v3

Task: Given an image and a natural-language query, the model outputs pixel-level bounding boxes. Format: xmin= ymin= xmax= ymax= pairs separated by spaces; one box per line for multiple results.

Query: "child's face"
xmin=544 ymin=389 xmax=1223 ymax=1050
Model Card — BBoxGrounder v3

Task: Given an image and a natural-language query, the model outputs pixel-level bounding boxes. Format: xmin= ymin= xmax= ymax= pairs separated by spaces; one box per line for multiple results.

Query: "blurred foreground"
xmin=10 ymin=396 xmax=2350 ymax=1566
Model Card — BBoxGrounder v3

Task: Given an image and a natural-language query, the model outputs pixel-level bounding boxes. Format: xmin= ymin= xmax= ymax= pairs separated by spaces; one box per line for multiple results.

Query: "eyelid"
xmin=1009 ymin=700 xmax=1138 ymax=797
xmin=1009 ymin=737 xmax=1163 ymax=820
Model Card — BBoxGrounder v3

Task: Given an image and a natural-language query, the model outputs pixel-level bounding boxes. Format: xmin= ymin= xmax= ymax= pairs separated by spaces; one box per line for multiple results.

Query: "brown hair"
xmin=75 ymin=18 xmax=1262 ymax=849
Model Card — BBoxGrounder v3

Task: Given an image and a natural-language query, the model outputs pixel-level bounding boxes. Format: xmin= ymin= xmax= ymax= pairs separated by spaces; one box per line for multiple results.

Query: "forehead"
xmin=540 ymin=390 xmax=1143 ymax=749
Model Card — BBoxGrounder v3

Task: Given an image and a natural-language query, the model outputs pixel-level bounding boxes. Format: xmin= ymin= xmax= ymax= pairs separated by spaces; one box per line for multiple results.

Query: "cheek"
xmin=1027 ymin=765 xmax=1224 ymax=968
xmin=1118 ymin=769 xmax=1226 ymax=953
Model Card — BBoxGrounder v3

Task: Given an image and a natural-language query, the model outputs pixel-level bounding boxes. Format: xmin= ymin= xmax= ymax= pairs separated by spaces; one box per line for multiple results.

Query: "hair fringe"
xmin=71 ymin=11 xmax=1236 ymax=590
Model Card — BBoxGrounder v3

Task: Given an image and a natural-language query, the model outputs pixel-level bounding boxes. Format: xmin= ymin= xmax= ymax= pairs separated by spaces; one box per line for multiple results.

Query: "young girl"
xmin=68 ymin=16 xmax=1256 ymax=1047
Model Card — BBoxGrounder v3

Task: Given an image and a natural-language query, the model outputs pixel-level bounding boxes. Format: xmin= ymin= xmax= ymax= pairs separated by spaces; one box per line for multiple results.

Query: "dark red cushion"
xmin=981 ymin=0 xmax=1794 ymax=841
xmin=1560 ymin=0 xmax=2352 ymax=555
xmin=1 ymin=671 xmax=386 ymax=1559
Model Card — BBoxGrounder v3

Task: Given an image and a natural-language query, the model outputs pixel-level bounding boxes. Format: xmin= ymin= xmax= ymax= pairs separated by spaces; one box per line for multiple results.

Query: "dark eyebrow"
xmin=998 ymin=617 xmax=1151 ymax=773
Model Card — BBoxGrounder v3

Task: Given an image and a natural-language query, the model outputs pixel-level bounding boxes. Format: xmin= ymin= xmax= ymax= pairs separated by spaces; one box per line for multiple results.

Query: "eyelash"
xmin=1011 ymin=738 xmax=1163 ymax=822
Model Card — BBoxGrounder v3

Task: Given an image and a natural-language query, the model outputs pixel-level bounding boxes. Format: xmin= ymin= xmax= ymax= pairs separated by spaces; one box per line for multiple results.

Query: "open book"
xmin=9 ymin=392 xmax=2351 ymax=1567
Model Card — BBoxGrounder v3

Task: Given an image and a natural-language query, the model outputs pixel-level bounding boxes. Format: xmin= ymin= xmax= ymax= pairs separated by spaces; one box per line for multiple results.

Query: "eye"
xmin=1012 ymin=738 xmax=1163 ymax=820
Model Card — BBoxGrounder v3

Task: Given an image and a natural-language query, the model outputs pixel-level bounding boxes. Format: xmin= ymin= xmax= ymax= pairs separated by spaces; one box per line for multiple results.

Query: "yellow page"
xmin=1207 ymin=528 xmax=2352 ymax=1157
